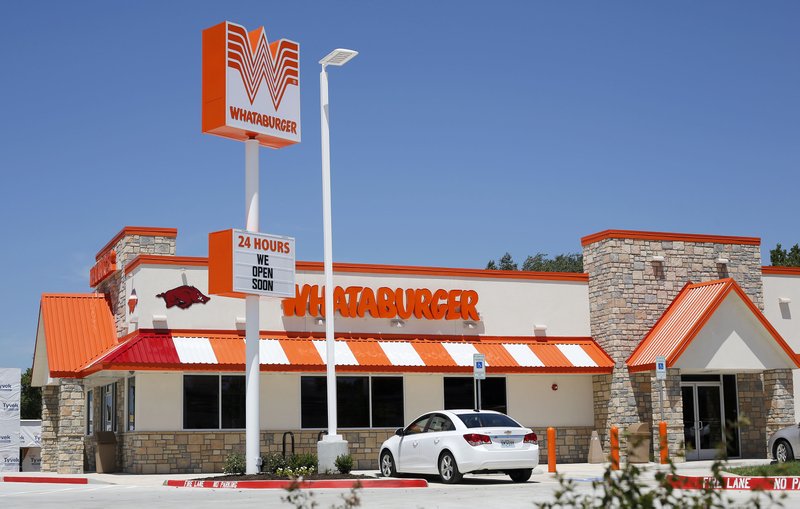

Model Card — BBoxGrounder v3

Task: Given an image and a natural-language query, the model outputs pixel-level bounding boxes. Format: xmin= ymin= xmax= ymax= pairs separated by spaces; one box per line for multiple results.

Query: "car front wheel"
xmin=380 ymin=450 xmax=398 ymax=477
xmin=508 ymin=468 xmax=532 ymax=483
xmin=775 ymin=439 xmax=794 ymax=463
xmin=438 ymin=451 xmax=463 ymax=484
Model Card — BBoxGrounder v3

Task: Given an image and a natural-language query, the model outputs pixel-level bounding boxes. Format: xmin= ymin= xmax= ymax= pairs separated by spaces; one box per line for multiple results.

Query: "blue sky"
xmin=1 ymin=2 xmax=798 ymax=370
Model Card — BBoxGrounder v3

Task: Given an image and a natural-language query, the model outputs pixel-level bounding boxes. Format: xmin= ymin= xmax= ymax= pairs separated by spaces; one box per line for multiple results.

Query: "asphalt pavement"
xmin=1 ymin=459 xmax=795 ymax=509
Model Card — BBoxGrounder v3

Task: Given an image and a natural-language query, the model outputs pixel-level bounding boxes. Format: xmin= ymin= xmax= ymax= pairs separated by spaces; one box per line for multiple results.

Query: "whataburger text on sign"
xmin=202 ymin=21 xmax=301 ymax=148
xmin=282 ymin=284 xmax=480 ymax=321
xmin=208 ymin=229 xmax=295 ymax=298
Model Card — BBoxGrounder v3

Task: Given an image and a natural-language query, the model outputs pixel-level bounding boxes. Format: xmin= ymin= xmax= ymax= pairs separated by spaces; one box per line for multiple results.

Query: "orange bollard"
xmin=610 ymin=426 xmax=620 ymax=471
xmin=659 ymin=421 xmax=668 ymax=464
xmin=547 ymin=427 xmax=556 ymax=473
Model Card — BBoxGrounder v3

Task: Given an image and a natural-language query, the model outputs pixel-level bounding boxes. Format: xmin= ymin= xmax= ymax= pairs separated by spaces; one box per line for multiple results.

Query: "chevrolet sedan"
xmin=769 ymin=423 xmax=800 ymax=462
xmin=379 ymin=409 xmax=539 ymax=483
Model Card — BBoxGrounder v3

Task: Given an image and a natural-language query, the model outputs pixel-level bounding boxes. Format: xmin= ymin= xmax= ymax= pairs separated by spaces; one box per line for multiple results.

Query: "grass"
xmin=725 ymin=462 xmax=800 ymax=477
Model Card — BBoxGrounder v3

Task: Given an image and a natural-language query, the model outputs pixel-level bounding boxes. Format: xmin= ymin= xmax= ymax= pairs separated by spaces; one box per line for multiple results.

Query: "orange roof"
xmin=762 ymin=266 xmax=800 ymax=276
xmin=83 ymin=331 xmax=614 ymax=375
xmin=627 ymin=279 xmax=798 ymax=371
xmin=40 ymin=294 xmax=118 ymax=377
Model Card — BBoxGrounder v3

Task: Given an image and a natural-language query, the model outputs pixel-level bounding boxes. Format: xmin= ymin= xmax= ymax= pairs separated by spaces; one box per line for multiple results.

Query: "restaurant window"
xmin=86 ymin=390 xmax=94 ymax=435
xmin=301 ymin=376 xmax=404 ymax=429
xmin=371 ymin=377 xmax=404 ymax=427
xmin=444 ymin=377 xmax=507 ymax=415
xmin=183 ymin=375 xmax=245 ymax=430
xmin=221 ymin=375 xmax=246 ymax=429
xmin=102 ymin=383 xmax=116 ymax=432
xmin=127 ymin=376 xmax=136 ymax=431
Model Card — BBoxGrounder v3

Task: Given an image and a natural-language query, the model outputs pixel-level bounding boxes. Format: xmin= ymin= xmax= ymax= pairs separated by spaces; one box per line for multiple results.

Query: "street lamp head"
xmin=320 ymin=49 xmax=358 ymax=67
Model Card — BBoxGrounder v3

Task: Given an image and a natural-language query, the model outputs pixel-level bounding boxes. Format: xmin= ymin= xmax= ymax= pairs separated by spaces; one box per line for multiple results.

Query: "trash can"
xmin=627 ymin=423 xmax=651 ymax=464
xmin=94 ymin=431 xmax=118 ymax=473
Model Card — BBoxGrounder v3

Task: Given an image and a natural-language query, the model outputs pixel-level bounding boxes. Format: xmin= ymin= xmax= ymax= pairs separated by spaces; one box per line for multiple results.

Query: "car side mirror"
xmin=395 ymin=427 xmax=405 ymax=436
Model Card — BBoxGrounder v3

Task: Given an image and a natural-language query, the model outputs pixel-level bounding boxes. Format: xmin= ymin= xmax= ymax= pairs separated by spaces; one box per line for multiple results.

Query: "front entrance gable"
xmin=627 ymin=278 xmax=798 ymax=372
xmin=674 ymin=292 xmax=795 ymax=371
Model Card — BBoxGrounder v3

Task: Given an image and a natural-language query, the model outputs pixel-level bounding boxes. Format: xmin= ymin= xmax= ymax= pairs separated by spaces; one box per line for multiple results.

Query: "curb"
xmin=670 ymin=475 xmax=800 ymax=491
xmin=164 ymin=478 xmax=428 ymax=489
xmin=1 ymin=476 xmax=89 ymax=485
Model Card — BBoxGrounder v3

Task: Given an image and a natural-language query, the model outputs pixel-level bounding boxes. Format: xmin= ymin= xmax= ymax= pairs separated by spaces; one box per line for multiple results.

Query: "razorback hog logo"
xmin=156 ymin=286 xmax=211 ymax=309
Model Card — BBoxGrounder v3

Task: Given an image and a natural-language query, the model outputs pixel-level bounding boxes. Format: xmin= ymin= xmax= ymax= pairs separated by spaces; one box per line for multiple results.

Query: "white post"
xmin=320 ymin=67 xmax=338 ymax=439
xmin=317 ymin=65 xmax=348 ymax=472
xmin=245 ymin=138 xmax=261 ymax=474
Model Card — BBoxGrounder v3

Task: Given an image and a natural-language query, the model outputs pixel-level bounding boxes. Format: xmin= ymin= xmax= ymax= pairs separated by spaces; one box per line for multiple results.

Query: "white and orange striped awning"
xmin=83 ymin=331 xmax=614 ymax=375
xmin=627 ymin=278 xmax=799 ymax=372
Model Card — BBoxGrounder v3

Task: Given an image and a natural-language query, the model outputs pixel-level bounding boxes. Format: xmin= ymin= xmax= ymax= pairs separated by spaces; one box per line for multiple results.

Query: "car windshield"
xmin=457 ymin=413 xmax=521 ymax=429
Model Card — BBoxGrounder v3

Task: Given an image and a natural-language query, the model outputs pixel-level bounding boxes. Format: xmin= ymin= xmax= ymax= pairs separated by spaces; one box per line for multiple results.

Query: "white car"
xmin=378 ymin=409 xmax=539 ymax=483
xmin=768 ymin=423 xmax=800 ymax=462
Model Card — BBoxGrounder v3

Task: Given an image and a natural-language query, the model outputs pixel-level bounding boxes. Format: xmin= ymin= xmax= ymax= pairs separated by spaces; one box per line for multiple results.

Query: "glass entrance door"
xmin=681 ymin=383 xmax=725 ymax=460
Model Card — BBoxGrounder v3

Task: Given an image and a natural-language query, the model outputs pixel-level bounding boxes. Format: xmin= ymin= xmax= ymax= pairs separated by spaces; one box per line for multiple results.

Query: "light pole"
xmin=317 ymin=48 xmax=358 ymax=473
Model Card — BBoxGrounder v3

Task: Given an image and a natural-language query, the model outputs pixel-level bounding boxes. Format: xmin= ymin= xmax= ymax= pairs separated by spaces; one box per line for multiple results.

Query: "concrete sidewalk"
xmin=3 ymin=458 xmax=774 ymax=487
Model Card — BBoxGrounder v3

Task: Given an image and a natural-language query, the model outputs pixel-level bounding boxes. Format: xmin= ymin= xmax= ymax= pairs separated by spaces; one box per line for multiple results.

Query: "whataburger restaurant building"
xmin=30 ymin=227 xmax=800 ymax=474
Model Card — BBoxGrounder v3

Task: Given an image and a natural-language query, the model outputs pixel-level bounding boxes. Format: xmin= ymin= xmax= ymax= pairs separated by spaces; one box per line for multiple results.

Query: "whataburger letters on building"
xmin=282 ymin=284 xmax=480 ymax=321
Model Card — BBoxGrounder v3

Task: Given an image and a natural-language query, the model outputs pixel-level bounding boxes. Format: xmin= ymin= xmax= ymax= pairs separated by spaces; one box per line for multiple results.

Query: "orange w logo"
xmin=227 ymin=24 xmax=299 ymax=110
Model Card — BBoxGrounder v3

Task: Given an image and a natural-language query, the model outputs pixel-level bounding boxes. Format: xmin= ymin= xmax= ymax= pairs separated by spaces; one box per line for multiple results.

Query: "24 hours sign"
xmin=208 ymin=229 xmax=295 ymax=298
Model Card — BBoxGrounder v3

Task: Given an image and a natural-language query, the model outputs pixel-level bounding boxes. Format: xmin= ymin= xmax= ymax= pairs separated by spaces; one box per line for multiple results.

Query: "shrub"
xmin=222 ymin=452 xmax=245 ymax=475
xmin=335 ymin=454 xmax=354 ymax=474
xmin=262 ymin=452 xmax=288 ymax=474
xmin=275 ymin=465 xmax=316 ymax=478
xmin=288 ymin=452 xmax=318 ymax=470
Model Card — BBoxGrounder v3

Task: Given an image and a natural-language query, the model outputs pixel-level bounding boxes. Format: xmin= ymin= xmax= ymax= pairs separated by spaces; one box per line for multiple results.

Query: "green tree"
xmin=21 ymin=367 xmax=41 ymax=419
xmin=498 ymin=252 xmax=517 ymax=270
xmin=487 ymin=252 xmax=583 ymax=273
xmin=522 ymin=252 xmax=583 ymax=272
xmin=770 ymin=243 xmax=800 ymax=267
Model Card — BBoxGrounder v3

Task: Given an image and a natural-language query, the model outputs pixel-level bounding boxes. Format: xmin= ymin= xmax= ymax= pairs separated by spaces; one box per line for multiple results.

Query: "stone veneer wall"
xmin=583 ymin=236 xmax=763 ymax=461
xmin=40 ymin=386 xmax=59 ymax=472
xmin=40 ymin=379 xmax=85 ymax=474
xmin=117 ymin=426 xmax=594 ymax=473
xmin=94 ymin=232 xmax=176 ymax=336
xmin=737 ymin=373 xmax=767 ymax=459
xmin=650 ymin=369 xmax=683 ymax=460
xmin=120 ymin=430 xmax=394 ymax=473
xmin=534 ymin=426 xmax=595 ymax=464
xmin=764 ymin=369 xmax=795 ymax=457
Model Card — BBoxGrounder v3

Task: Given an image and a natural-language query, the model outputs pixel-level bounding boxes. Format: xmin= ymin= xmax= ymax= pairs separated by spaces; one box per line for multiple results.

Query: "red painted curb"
xmin=165 ymin=478 xmax=428 ymax=489
xmin=1 ymin=476 xmax=89 ymax=485
xmin=669 ymin=475 xmax=800 ymax=491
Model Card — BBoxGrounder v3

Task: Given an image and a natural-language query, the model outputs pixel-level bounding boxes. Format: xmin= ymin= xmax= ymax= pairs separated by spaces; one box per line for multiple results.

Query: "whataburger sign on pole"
xmin=202 ymin=21 xmax=301 ymax=147
xmin=202 ymin=20 xmax=300 ymax=474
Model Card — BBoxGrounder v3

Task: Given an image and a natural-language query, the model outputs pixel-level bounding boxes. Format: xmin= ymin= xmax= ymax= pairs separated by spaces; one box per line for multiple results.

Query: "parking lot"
xmin=3 ymin=462 xmax=800 ymax=509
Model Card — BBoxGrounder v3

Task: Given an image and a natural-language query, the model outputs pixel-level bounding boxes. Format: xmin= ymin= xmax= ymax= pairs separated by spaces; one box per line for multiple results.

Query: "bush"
xmin=275 ymin=465 xmax=316 ymax=478
xmin=288 ymin=452 xmax=318 ymax=470
xmin=223 ymin=452 xmax=245 ymax=475
xmin=262 ymin=452 xmax=288 ymax=474
xmin=335 ymin=454 xmax=354 ymax=474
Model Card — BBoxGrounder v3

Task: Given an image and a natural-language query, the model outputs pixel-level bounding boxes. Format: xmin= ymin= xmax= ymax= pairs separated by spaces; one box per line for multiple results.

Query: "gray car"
xmin=768 ymin=423 xmax=800 ymax=462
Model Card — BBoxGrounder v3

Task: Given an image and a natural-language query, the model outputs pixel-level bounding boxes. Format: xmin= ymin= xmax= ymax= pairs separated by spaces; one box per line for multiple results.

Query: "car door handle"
xmin=412 ymin=441 xmax=418 ymax=447
xmin=434 ymin=438 xmax=440 ymax=444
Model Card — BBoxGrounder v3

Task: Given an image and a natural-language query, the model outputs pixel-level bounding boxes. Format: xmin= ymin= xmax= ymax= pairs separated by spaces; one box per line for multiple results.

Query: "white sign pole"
xmin=656 ymin=355 xmax=667 ymax=428
xmin=473 ymin=354 xmax=486 ymax=411
xmin=244 ymin=138 xmax=261 ymax=475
